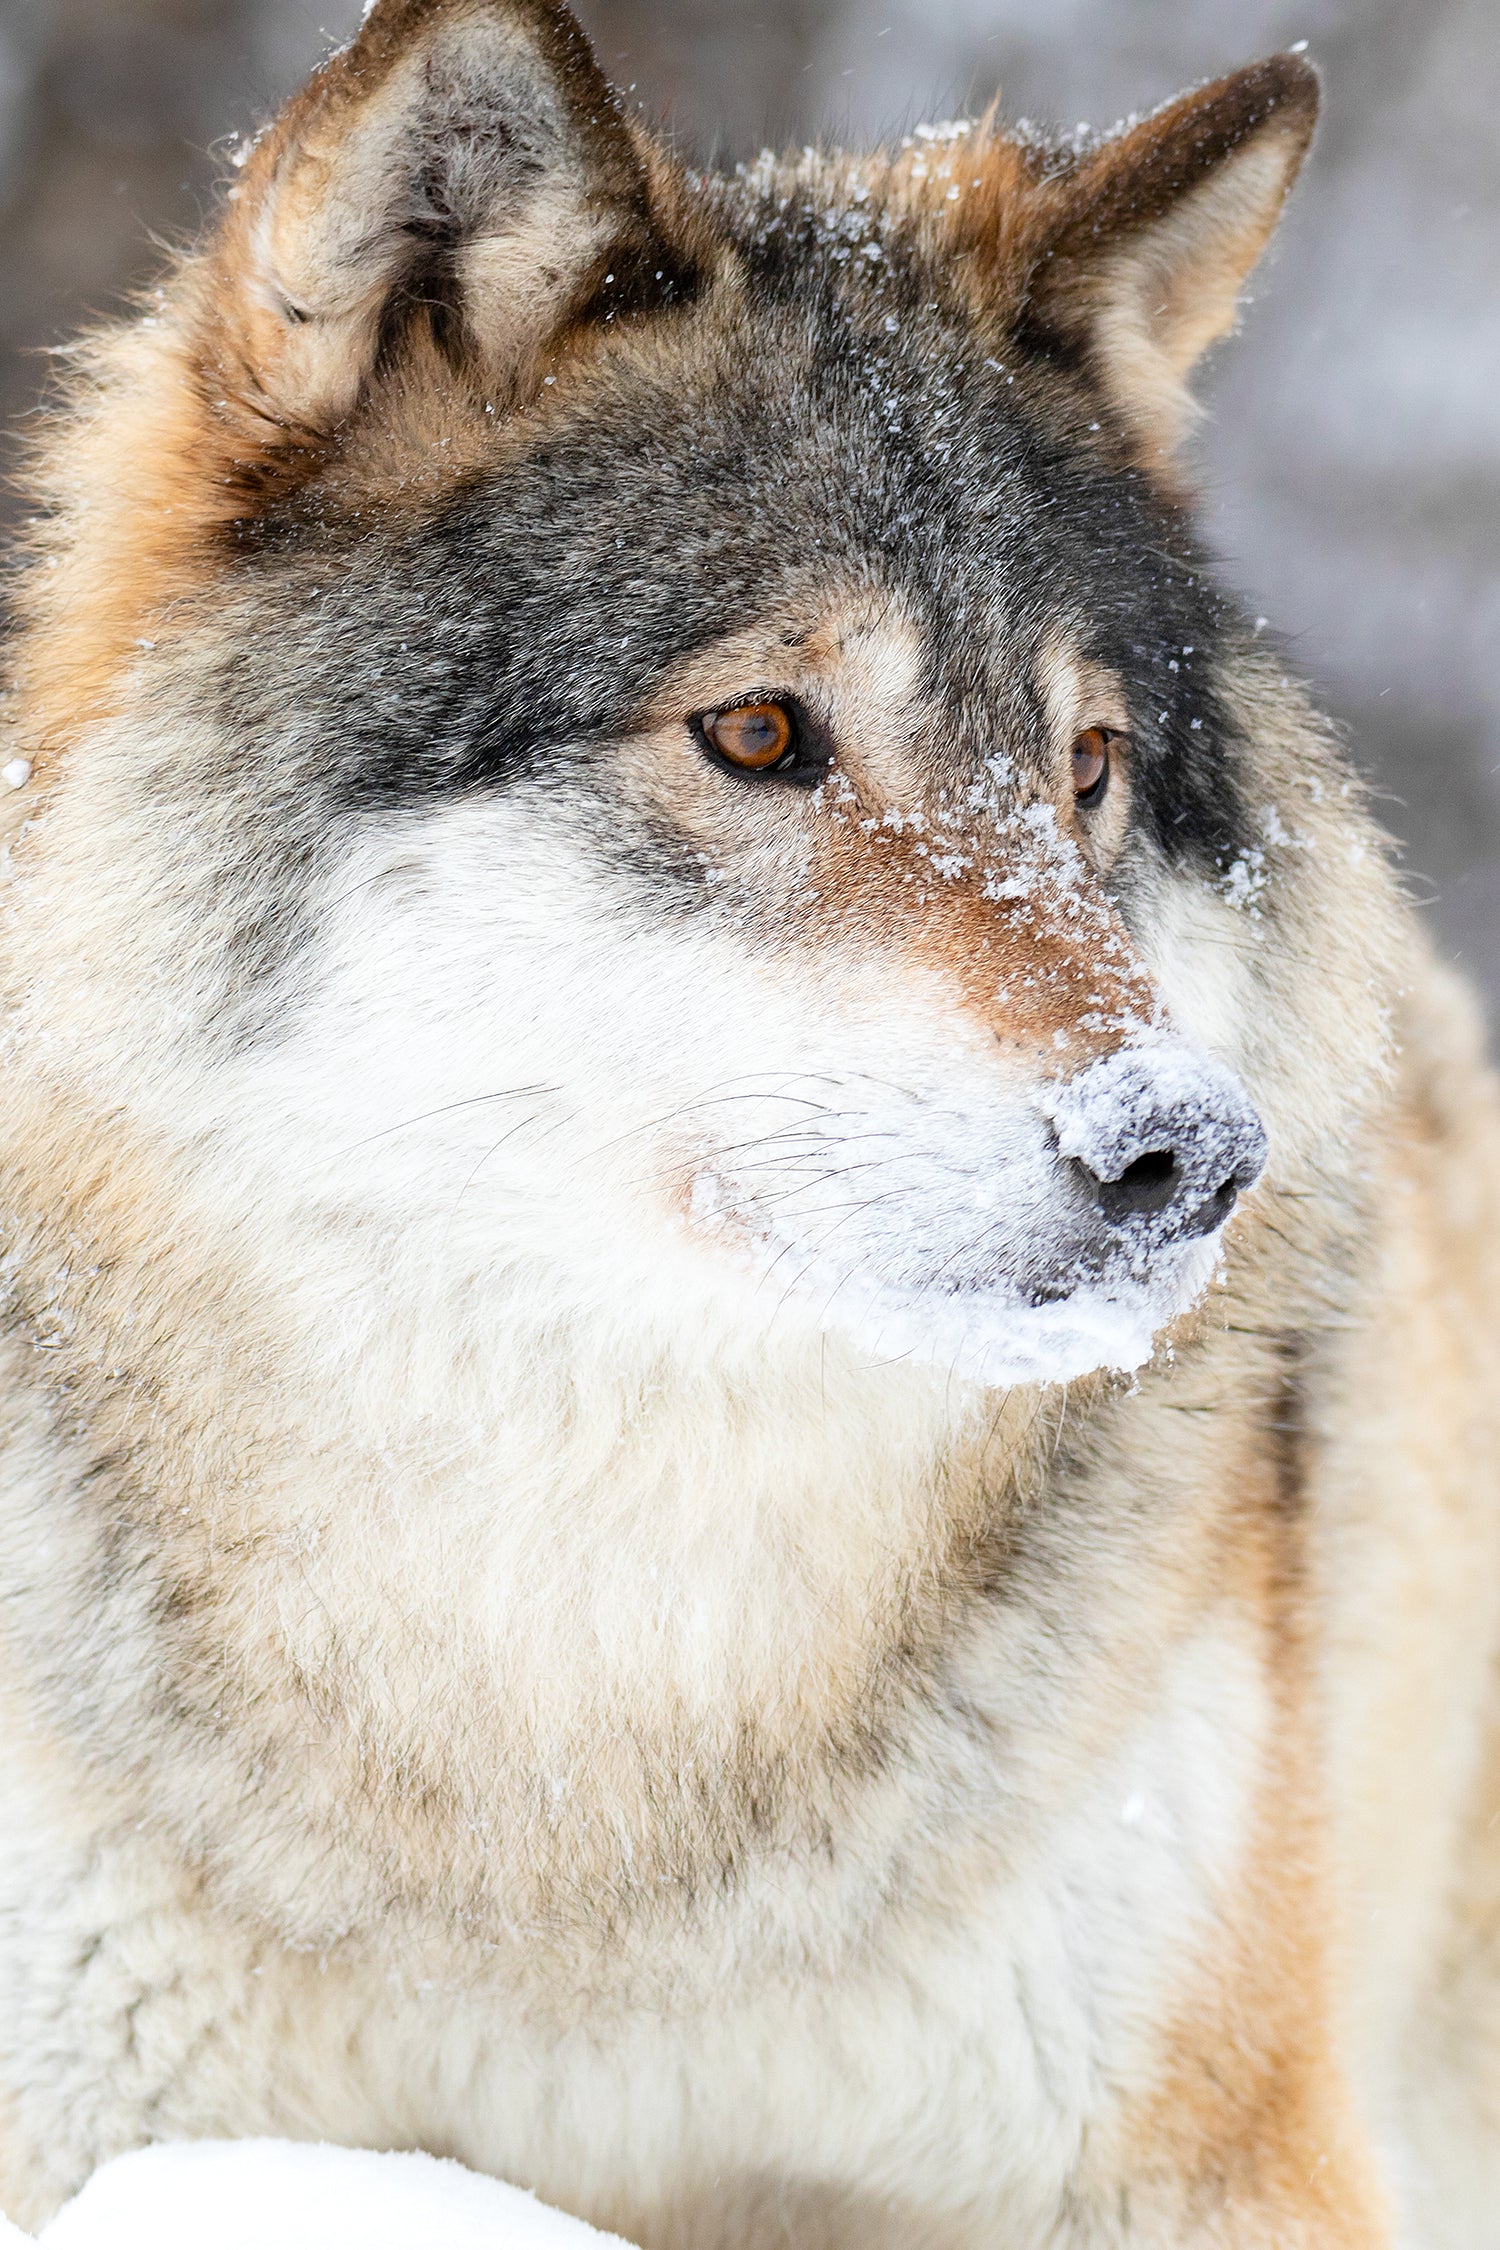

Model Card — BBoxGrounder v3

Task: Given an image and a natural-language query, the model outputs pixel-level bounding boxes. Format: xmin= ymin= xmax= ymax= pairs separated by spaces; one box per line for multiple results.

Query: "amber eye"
xmin=1072 ymin=726 xmax=1115 ymax=806
xmin=699 ymin=701 xmax=796 ymax=773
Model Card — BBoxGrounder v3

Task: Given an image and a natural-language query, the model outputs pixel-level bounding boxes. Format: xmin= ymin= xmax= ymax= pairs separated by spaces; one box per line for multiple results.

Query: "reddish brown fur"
xmin=1117 ymin=1437 xmax=1393 ymax=2243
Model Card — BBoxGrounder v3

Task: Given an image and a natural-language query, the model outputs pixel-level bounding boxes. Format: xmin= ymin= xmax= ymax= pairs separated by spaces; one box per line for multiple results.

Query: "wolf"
xmin=0 ymin=1 xmax=1497 ymax=2242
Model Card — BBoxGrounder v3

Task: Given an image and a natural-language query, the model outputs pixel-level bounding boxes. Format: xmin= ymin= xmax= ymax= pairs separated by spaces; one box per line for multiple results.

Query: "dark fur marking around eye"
xmin=576 ymin=239 xmax=707 ymax=326
xmin=219 ymin=266 xmax=1255 ymax=896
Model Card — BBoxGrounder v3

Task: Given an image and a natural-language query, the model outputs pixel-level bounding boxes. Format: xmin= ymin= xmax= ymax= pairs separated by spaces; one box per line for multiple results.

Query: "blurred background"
xmin=1 ymin=0 xmax=1496 ymax=1016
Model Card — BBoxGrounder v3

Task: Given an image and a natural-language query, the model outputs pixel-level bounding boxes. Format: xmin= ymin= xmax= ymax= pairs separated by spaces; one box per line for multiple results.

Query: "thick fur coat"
xmin=1 ymin=4 xmax=1498 ymax=2243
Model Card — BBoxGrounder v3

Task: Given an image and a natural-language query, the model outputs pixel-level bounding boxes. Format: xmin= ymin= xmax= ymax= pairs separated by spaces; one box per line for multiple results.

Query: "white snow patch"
xmin=20 ymin=2141 xmax=632 ymax=2249
xmin=824 ymin=1233 xmax=1220 ymax=1391
xmin=1218 ymin=848 xmax=1267 ymax=913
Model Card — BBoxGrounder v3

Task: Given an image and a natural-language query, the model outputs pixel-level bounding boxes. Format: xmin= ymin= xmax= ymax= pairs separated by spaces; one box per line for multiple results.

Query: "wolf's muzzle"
xmin=1048 ymin=1045 xmax=1269 ymax=1247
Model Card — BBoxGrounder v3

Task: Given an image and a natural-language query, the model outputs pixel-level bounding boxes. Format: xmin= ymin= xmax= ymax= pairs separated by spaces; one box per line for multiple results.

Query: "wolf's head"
xmin=2 ymin=1 xmax=1385 ymax=1401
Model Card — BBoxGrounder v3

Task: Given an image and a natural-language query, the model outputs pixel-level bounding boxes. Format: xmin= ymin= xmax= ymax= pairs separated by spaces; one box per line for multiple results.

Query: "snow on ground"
xmin=6 ymin=2142 xmax=634 ymax=2248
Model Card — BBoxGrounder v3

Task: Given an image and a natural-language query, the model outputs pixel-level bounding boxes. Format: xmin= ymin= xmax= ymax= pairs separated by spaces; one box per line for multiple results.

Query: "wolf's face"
xmin=8 ymin=5 xmax=1322 ymax=1396
xmin=215 ymin=340 xmax=1266 ymax=1391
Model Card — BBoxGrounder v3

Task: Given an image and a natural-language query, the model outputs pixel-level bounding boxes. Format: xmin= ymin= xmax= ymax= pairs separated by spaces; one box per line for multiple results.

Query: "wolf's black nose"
xmin=1084 ymin=1144 xmax=1246 ymax=1237
xmin=1049 ymin=1045 xmax=1268 ymax=1244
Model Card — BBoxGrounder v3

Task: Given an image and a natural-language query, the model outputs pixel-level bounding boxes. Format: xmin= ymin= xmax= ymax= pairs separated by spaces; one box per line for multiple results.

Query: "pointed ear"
xmin=1022 ymin=56 xmax=1319 ymax=470
xmin=200 ymin=0 xmax=691 ymax=445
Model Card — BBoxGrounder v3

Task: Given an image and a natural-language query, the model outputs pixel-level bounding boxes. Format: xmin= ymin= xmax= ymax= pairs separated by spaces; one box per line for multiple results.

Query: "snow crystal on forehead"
xmin=910 ymin=119 xmax=974 ymax=145
xmin=1219 ymin=848 xmax=1267 ymax=914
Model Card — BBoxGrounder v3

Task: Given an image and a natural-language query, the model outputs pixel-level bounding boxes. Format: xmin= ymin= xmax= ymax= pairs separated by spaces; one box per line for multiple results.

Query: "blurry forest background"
xmin=1 ymin=0 xmax=1497 ymax=1013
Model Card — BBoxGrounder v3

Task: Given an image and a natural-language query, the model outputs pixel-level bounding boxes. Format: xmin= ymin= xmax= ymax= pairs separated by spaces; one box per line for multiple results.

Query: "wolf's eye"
xmin=697 ymin=701 xmax=797 ymax=774
xmin=1072 ymin=727 xmax=1115 ymax=806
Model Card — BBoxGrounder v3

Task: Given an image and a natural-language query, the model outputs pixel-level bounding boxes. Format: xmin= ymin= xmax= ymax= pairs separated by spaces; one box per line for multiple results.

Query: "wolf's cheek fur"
xmin=151 ymin=785 xmax=1255 ymax=1393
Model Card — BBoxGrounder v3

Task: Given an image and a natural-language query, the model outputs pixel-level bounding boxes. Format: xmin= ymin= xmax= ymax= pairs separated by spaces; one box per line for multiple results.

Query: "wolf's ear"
xmin=1018 ymin=56 xmax=1319 ymax=470
xmin=201 ymin=0 xmax=684 ymax=442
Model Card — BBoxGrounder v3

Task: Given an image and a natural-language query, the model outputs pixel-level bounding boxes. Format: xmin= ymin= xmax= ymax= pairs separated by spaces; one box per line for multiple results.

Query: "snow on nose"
xmin=1046 ymin=1042 xmax=1268 ymax=1244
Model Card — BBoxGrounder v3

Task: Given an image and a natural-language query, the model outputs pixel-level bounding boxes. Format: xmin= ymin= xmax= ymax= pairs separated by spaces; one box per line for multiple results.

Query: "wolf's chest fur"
xmin=0 ymin=1298 xmax=1290 ymax=2245
xmin=2 ymin=1 xmax=1499 ymax=2244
